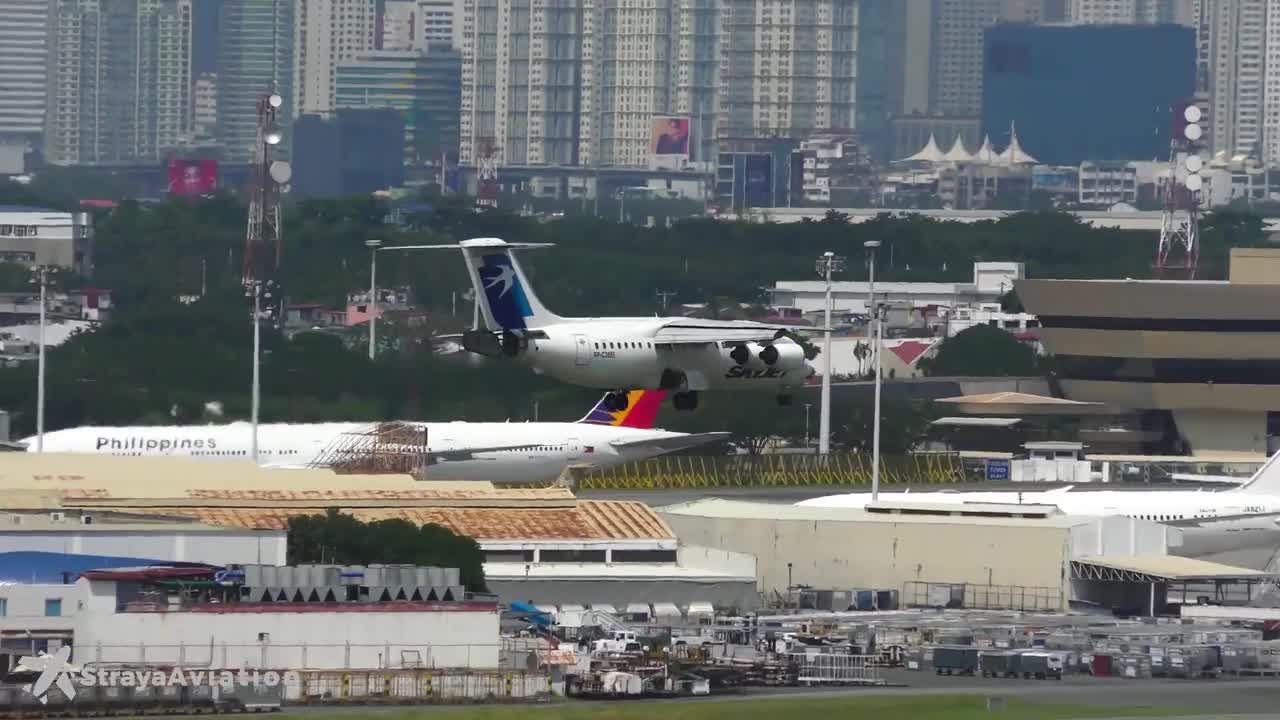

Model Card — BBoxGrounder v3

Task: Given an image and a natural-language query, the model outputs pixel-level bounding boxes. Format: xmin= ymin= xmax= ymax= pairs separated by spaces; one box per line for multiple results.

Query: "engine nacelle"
xmin=729 ymin=342 xmax=770 ymax=367
xmin=758 ymin=341 xmax=806 ymax=371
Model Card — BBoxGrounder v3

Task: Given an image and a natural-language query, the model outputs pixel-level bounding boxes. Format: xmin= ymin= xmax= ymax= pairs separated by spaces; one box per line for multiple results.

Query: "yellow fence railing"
xmin=579 ymin=453 xmax=973 ymax=490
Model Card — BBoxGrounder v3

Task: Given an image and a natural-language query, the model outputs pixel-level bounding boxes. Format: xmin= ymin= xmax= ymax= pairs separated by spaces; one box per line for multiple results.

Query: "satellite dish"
xmin=1185 ymin=154 xmax=1203 ymax=173
xmin=1185 ymin=173 xmax=1203 ymax=191
xmin=268 ymin=94 xmax=283 ymax=109
xmin=269 ymin=160 xmax=292 ymax=184
xmin=1184 ymin=123 xmax=1202 ymax=141
xmin=1184 ymin=105 xmax=1202 ymax=124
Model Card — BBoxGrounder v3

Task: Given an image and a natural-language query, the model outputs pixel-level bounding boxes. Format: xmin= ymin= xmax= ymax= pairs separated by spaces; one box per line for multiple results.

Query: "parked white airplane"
xmin=800 ymin=451 xmax=1280 ymax=521
xmin=799 ymin=451 xmax=1280 ymax=559
xmin=398 ymin=238 xmax=816 ymax=411
xmin=23 ymin=390 xmax=727 ymax=484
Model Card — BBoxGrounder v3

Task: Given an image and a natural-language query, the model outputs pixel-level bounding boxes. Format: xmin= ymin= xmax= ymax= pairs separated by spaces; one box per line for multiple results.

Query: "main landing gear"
xmin=672 ymin=391 xmax=699 ymax=411
xmin=603 ymin=391 xmax=630 ymax=411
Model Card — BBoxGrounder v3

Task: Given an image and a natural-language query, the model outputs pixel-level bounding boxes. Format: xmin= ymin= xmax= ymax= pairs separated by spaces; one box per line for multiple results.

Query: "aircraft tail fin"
xmin=578 ymin=390 xmax=667 ymax=429
xmin=1232 ymin=450 xmax=1280 ymax=495
xmin=457 ymin=238 xmax=561 ymax=331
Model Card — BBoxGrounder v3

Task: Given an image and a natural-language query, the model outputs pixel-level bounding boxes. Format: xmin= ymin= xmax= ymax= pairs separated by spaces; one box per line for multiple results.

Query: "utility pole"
xmin=865 ymin=240 xmax=882 ymax=500
xmin=815 ymin=251 xmax=845 ymax=455
xmin=366 ymin=238 xmax=382 ymax=360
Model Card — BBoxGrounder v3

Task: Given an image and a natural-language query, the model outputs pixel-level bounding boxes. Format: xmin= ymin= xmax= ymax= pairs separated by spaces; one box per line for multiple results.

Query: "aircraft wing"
xmin=609 ymin=432 xmax=731 ymax=453
xmin=652 ymin=319 xmax=808 ymax=345
xmin=426 ymin=443 xmax=543 ymax=462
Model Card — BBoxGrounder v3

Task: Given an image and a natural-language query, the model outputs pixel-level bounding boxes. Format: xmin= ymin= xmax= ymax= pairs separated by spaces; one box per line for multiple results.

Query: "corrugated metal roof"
xmin=1073 ymin=555 xmax=1271 ymax=581
xmin=122 ymin=500 xmax=674 ymax=541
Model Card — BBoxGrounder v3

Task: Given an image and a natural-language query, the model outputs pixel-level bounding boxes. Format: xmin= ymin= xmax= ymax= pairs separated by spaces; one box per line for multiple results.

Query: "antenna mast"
xmin=1155 ymin=102 xmax=1203 ymax=279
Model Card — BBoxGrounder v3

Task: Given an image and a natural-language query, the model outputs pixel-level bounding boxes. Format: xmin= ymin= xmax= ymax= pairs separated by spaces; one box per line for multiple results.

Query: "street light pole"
xmin=815 ymin=251 xmax=844 ymax=456
xmin=34 ymin=266 xmax=46 ymax=452
xmin=250 ymin=281 xmax=262 ymax=464
xmin=803 ymin=402 xmax=812 ymax=451
xmin=366 ymin=238 xmax=382 ymax=360
xmin=865 ymin=240 xmax=882 ymax=501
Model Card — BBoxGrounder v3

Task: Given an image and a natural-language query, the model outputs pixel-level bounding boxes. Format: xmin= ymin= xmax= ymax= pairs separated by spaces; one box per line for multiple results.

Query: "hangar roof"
xmin=1071 ymin=555 xmax=1274 ymax=583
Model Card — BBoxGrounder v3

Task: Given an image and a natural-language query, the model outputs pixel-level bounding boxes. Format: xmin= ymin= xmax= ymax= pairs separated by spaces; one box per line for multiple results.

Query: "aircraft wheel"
xmin=673 ymin=391 xmax=699 ymax=411
xmin=605 ymin=392 xmax=630 ymax=411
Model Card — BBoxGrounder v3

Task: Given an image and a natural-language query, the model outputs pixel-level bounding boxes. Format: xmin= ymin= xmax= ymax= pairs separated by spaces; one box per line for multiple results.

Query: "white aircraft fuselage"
xmin=26 ymin=416 xmax=713 ymax=485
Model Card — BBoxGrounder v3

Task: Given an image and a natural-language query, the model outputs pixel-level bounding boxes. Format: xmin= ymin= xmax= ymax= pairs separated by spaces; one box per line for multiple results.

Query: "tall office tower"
xmin=1000 ymin=0 xmax=1046 ymax=22
xmin=294 ymin=0 xmax=377 ymax=117
xmin=930 ymin=0 xmax=1002 ymax=116
xmin=217 ymin=0 xmax=294 ymax=163
xmin=1069 ymin=0 xmax=1195 ymax=24
xmin=382 ymin=0 xmax=465 ymax=50
xmin=577 ymin=0 xmax=718 ymax=167
xmin=336 ymin=48 xmax=462 ymax=163
xmin=717 ymin=0 xmax=859 ymax=142
xmin=0 ymin=0 xmax=49 ymax=145
xmin=45 ymin=0 xmax=193 ymax=166
xmin=460 ymin=0 xmax=586 ymax=166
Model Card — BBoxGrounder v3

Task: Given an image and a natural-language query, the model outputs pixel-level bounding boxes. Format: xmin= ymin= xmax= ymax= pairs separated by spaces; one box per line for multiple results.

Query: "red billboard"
xmin=167 ymin=158 xmax=218 ymax=196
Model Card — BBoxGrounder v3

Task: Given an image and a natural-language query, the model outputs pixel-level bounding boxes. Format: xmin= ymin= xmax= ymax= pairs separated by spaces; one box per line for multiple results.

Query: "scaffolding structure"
xmin=308 ymin=423 xmax=430 ymax=475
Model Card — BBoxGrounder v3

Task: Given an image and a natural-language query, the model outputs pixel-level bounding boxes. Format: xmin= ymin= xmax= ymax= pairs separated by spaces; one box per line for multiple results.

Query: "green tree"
xmin=923 ymin=324 xmax=1040 ymax=377
xmin=831 ymin=399 xmax=932 ymax=455
xmin=287 ymin=509 xmax=487 ymax=593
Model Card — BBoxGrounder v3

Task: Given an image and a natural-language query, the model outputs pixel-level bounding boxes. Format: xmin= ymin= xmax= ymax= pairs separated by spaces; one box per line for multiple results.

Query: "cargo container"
xmin=979 ymin=650 xmax=1019 ymax=678
xmin=933 ymin=646 xmax=979 ymax=676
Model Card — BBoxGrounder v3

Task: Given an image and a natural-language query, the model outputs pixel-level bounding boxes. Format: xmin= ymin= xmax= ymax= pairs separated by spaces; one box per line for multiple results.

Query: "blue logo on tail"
xmin=478 ymin=254 xmax=534 ymax=330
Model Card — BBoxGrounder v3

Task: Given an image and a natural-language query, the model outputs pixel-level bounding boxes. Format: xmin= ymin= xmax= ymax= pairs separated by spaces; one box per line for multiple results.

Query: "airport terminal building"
xmin=1018 ymin=249 xmax=1280 ymax=458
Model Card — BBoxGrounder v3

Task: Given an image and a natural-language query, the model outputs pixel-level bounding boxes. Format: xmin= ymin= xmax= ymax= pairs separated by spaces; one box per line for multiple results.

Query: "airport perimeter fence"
xmin=902 ymin=582 xmax=1063 ymax=613
xmin=579 ymin=452 xmax=972 ymax=490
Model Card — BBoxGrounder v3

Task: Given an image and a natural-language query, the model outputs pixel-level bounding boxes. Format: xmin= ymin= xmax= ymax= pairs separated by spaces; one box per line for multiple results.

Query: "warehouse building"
xmin=658 ymin=499 xmax=1215 ymax=614
xmin=0 ymin=454 xmax=754 ymax=614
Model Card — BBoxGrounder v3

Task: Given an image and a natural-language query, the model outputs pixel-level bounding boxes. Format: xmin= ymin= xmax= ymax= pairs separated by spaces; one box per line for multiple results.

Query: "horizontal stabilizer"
xmin=609 ymin=432 xmax=730 ymax=453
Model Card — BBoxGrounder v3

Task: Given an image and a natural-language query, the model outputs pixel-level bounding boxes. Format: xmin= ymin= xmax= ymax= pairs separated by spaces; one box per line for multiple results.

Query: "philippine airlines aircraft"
xmin=24 ymin=390 xmax=727 ymax=484
xmin=399 ymin=238 xmax=816 ymax=411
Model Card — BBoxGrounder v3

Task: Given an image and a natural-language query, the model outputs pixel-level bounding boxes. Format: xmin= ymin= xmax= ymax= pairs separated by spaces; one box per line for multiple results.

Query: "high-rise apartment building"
xmin=1193 ymin=0 xmax=1263 ymax=161
xmin=717 ymin=0 xmax=858 ymax=142
xmin=930 ymin=0 xmax=1002 ymax=117
xmin=577 ymin=0 xmax=718 ymax=167
xmin=460 ymin=0 xmax=585 ymax=166
xmin=1069 ymin=0 xmax=1194 ymax=24
xmin=45 ymin=0 xmax=193 ymax=166
xmin=217 ymin=0 xmax=294 ymax=164
xmin=194 ymin=73 xmax=218 ymax=138
xmin=0 ymin=0 xmax=50 ymax=144
xmin=294 ymin=0 xmax=377 ymax=117
xmin=381 ymin=0 xmax=465 ymax=51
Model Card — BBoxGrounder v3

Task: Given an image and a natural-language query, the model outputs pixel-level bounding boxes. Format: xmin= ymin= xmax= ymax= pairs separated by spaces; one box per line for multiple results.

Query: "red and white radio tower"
xmin=1155 ymin=102 xmax=1203 ymax=279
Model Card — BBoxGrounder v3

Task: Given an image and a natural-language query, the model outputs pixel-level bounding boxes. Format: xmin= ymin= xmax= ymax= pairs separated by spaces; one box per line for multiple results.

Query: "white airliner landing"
xmin=23 ymin=391 xmax=726 ymax=485
xmin=395 ymin=238 xmax=816 ymax=411
xmin=799 ymin=451 xmax=1280 ymax=559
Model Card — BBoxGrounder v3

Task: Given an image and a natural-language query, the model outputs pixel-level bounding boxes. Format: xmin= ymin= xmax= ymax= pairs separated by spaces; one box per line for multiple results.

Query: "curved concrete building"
xmin=1017 ymin=249 xmax=1280 ymax=458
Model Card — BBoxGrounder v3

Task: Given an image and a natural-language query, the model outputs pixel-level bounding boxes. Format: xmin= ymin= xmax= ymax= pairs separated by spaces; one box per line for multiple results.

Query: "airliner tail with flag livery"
xmin=23 ymin=390 xmax=726 ymax=485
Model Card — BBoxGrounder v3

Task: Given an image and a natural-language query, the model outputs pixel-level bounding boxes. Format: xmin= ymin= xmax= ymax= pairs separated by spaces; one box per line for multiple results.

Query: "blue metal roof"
xmin=0 ymin=552 xmax=213 ymax=584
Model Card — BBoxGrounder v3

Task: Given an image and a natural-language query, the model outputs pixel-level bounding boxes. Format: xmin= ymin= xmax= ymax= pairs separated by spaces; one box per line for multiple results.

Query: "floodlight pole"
xmin=367 ymin=238 xmax=382 ymax=360
xmin=865 ymin=240 xmax=882 ymax=501
xmin=816 ymin=251 xmax=845 ymax=456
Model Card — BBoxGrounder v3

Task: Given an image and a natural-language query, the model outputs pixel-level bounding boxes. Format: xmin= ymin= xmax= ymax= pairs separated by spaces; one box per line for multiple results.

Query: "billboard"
xmin=650 ymin=116 xmax=690 ymax=157
xmin=167 ymin=158 xmax=218 ymax=196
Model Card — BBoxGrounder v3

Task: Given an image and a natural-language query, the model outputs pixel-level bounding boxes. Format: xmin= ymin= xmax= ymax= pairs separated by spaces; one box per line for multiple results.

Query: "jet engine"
xmin=758 ymin=341 xmax=806 ymax=371
xmin=729 ymin=341 xmax=807 ymax=371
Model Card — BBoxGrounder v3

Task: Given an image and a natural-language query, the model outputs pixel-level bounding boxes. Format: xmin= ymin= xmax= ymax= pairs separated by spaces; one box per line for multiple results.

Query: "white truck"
xmin=592 ymin=630 xmax=643 ymax=654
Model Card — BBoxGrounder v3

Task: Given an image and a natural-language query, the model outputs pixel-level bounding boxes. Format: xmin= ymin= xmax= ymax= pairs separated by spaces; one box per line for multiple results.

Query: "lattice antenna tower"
xmin=1155 ymin=103 xmax=1204 ymax=279
xmin=243 ymin=92 xmax=291 ymax=290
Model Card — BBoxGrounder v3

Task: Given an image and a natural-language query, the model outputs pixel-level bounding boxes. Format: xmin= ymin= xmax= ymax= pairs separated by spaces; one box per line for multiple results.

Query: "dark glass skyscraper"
xmin=981 ymin=23 xmax=1195 ymax=166
xmin=216 ymin=0 xmax=293 ymax=164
